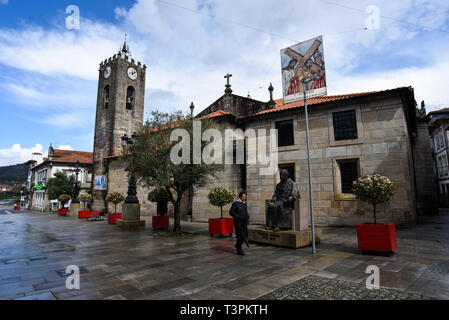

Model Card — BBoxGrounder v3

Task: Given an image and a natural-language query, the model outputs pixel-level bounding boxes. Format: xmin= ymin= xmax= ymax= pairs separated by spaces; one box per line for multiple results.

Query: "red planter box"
xmin=209 ymin=218 xmax=234 ymax=237
xmin=108 ymin=213 xmax=122 ymax=225
xmin=153 ymin=216 xmax=169 ymax=230
xmin=58 ymin=209 xmax=69 ymax=216
xmin=79 ymin=210 xmax=91 ymax=219
xmin=357 ymin=223 xmax=397 ymax=253
xmin=13 ymin=206 xmax=20 ymax=211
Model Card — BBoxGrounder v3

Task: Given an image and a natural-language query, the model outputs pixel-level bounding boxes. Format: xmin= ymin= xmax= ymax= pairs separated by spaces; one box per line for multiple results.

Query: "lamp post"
xmin=71 ymin=160 xmax=81 ymax=204
xmin=118 ymin=133 xmax=145 ymax=228
xmin=121 ymin=133 xmax=139 ymax=204
xmin=301 ymin=77 xmax=317 ymax=255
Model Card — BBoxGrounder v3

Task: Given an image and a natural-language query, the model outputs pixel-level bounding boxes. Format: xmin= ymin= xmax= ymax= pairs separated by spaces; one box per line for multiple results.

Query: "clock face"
xmin=127 ymin=67 xmax=138 ymax=80
xmin=104 ymin=66 xmax=111 ymax=79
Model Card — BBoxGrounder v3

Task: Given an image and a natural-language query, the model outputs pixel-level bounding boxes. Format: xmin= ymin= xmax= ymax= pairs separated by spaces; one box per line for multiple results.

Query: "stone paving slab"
xmin=258 ymin=275 xmax=431 ymax=300
xmin=0 ymin=206 xmax=449 ymax=300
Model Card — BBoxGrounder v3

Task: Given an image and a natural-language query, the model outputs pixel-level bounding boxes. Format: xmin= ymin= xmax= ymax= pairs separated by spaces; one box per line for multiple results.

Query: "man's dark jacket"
xmin=229 ymin=200 xmax=249 ymax=221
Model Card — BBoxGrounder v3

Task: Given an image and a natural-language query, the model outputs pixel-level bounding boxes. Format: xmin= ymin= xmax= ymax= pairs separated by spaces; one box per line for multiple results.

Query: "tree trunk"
xmin=373 ymin=203 xmax=377 ymax=224
xmin=114 ymin=204 xmax=117 ymax=214
xmin=173 ymin=202 xmax=181 ymax=235
xmin=220 ymin=206 xmax=223 ymax=219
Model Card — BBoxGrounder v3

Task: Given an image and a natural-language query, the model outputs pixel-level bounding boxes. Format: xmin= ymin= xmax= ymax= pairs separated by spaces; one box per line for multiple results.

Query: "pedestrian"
xmin=229 ymin=191 xmax=249 ymax=256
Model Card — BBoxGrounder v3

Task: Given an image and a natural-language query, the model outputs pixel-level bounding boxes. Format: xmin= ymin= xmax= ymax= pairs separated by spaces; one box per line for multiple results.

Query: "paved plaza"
xmin=0 ymin=206 xmax=448 ymax=300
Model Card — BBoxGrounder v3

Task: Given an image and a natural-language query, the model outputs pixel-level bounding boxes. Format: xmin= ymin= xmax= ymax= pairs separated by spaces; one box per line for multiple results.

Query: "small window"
xmin=104 ymin=85 xmax=110 ymax=109
xmin=126 ymin=86 xmax=135 ymax=110
xmin=333 ymin=110 xmax=357 ymax=141
xmin=338 ymin=160 xmax=358 ymax=194
xmin=279 ymin=164 xmax=295 ymax=182
xmin=276 ymin=119 xmax=294 ymax=147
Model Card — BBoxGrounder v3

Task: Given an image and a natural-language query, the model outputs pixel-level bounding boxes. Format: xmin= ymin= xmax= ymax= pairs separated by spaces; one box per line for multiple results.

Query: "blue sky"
xmin=1 ymin=0 xmax=449 ymax=166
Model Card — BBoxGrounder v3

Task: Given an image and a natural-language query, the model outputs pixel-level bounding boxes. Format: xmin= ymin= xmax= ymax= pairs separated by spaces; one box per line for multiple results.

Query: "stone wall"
xmin=243 ymin=94 xmax=417 ymax=227
xmin=413 ymin=121 xmax=438 ymax=215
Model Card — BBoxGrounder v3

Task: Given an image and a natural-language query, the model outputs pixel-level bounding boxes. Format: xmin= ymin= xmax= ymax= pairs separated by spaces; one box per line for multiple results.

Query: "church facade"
xmin=91 ymin=44 xmax=438 ymax=227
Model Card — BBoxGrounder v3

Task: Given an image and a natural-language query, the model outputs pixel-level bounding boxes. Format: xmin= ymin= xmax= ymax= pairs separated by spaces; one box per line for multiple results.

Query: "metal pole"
xmin=304 ymin=85 xmax=316 ymax=254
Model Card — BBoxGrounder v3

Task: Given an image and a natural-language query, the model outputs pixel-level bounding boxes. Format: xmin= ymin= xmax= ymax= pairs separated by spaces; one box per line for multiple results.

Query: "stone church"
xmin=91 ymin=42 xmax=437 ymax=227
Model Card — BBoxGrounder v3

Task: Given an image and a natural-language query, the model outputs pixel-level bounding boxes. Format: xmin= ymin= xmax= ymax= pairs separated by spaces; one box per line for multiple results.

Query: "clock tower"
xmin=91 ymin=39 xmax=147 ymax=211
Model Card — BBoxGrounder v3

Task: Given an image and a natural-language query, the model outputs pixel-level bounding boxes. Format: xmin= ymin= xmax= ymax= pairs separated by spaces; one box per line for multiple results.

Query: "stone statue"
xmin=266 ymin=169 xmax=300 ymax=231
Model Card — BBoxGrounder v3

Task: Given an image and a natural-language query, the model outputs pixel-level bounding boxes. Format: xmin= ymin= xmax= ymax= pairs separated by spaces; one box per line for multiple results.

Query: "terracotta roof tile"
xmin=199 ymin=110 xmax=232 ymax=119
xmin=429 ymin=108 xmax=449 ymax=115
xmin=243 ymin=87 xmax=409 ymax=118
xmin=52 ymin=149 xmax=93 ymax=164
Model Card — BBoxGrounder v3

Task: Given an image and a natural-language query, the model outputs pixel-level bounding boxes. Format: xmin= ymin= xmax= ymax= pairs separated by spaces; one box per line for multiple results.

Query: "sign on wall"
xmin=94 ymin=175 xmax=107 ymax=190
xmin=281 ymin=35 xmax=327 ymax=103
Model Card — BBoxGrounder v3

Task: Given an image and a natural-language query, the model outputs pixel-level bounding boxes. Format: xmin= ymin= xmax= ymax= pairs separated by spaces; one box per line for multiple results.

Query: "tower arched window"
xmin=104 ymin=85 xmax=110 ymax=109
xmin=126 ymin=86 xmax=135 ymax=110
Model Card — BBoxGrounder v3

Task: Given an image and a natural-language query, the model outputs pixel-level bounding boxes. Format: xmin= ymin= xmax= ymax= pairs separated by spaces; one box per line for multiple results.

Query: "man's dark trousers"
xmin=229 ymin=200 xmax=249 ymax=253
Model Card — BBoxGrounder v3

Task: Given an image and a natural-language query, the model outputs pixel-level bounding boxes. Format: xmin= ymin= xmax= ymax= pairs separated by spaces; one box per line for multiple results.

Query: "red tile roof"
xmin=429 ymin=108 xmax=449 ymax=115
xmin=244 ymin=87 xmax=410 ymax=118
xmin=199 ymin=110 xmax=232 ymax=119
xmin=52 ymin=149 xmax=93 ymax=164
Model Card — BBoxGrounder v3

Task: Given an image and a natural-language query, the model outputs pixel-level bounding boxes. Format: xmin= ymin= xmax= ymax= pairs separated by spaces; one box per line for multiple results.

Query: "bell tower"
xmin=91 ymin=38 xmax=147 ymax=211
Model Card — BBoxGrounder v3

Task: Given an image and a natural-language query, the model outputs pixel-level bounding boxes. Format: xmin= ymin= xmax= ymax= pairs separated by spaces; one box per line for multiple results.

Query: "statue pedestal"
xmin=248 ymin=227 xmax=321 ymax=249
xmin=69 ymin=202 xmax=80 ymax=218
xmin=117 ymin=203 xmax=145 ymax=228
xmin=254 ymin=199 xmax=320 ymax=248
xmin=265 ymin=200 xmax=309 ymax=231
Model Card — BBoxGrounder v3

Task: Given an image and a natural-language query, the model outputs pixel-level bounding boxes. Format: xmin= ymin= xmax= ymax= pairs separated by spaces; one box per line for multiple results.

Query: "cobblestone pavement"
xmin=0 ymin=205 xmax=448 ymax=300
xmin=258 ymin=275 xmax=430 ymax=300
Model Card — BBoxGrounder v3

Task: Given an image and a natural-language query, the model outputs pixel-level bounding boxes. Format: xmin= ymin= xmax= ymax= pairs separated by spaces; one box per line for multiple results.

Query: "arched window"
xmin=126 ymin=86 xmax=135 ymax=110
xmin=104 ymin=85 xmax=110 ymax=109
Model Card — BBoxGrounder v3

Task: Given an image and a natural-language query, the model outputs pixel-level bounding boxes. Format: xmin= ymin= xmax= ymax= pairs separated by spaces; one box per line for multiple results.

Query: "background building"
xmin=28 ymin=145 xmax=93 ymax=211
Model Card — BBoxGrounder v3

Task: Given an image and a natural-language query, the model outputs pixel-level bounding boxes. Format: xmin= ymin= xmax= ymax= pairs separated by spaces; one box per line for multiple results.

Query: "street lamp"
xmin=121 ymin=133 xmax=139 ymax=204
xmin=71 ymin=160 xmax=81 ymax=204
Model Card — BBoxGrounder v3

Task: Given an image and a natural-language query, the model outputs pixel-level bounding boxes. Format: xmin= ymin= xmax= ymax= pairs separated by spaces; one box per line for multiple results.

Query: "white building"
xmin=27 ymin=145 xmax=93 ymax=211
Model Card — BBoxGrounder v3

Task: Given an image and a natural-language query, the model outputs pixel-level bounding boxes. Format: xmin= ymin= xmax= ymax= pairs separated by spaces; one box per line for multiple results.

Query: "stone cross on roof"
xmin=224 ymin=73 xmax=233 ymax=94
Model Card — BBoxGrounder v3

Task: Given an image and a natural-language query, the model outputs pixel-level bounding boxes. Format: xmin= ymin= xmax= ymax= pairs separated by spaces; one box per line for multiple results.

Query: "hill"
xmin=0 ymin=163 xmax=28 ymax=184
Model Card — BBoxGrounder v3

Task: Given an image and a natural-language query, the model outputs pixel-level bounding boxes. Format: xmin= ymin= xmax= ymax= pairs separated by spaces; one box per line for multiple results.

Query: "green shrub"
xmin=353 ymin=174 xmax=395 ymax=224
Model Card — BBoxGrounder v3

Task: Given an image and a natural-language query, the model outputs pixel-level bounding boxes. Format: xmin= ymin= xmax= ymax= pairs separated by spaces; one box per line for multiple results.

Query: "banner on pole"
xmin=281 ymin=35 xmax=327 ymax=103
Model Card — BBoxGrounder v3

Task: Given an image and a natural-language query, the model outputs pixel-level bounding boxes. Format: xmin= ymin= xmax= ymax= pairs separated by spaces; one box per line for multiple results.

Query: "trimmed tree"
xmin=46 ymin=171 xmax=74 ymax=201
xmin=106 ymin=192 xmax=125 ymax=214
xmin=352 ymin=174 xmax=395 ymax=224
xmin=208 ymin=187 xmax=235 ymax=219
xmin=148 ymin=187 xmax=170 ymax=216
xmin=78 ymin=193 xmax=92 ymax=210
xmin=58 ymin=194 xmax=71 ymax=208
xmin=122 ymin=110 xmax=224 ymax=235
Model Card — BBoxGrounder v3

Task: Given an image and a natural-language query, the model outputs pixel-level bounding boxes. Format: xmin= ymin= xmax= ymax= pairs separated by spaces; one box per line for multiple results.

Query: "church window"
xmin=104 ymin=85 xmax=110 ymax=109
xmin=333 ymin=110 xmax=358 ymax=141
xmin=338 ymin=160 xmax=359 ymax=194
xmin=279 ymin=164 xmax=295 ymax=181
xmin=126 ymin=86 xmax=135 ymax=110
xmin=276 ymin=119 xmax=294 ymax=147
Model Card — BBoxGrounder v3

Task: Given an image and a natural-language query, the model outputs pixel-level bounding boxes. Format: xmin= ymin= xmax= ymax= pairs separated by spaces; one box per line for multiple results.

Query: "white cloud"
xmin=0 ymin=144 xmax=47 ymax=166
xmin=1 ymin=0 xmax=449 ymax=123
xmin=57 ymin=145 xmax=73 ymax=151
xmin=1 ymin=0 xmax=8 ymax=5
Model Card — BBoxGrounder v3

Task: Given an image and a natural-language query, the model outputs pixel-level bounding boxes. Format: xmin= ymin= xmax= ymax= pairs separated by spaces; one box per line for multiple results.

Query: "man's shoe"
xmin=237 ymin=249 xmax=245 ymax=256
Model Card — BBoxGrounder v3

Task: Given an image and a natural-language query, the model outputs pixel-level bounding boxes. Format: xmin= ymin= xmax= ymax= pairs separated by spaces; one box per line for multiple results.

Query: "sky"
xmin=0 ymin=0 xmax=448 ymax=166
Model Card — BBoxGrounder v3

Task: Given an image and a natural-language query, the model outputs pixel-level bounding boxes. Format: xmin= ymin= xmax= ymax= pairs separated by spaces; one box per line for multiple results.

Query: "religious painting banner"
xmin=94 ymin=175 xmax=107 ymax=190
xmin=280 ymin=35 xmax=327 ymax=103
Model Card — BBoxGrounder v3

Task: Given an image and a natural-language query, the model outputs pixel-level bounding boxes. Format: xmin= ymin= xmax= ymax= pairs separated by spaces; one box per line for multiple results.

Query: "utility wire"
xmin=318 ymin=0 xmax=449 ymax=34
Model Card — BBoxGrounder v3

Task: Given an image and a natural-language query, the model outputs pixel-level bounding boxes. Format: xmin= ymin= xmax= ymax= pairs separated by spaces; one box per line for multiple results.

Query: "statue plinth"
xmin=69 ymin=202 xmax=80 ymax=218
xmin=249 ymin=199 xmax=320 ymax=248
xmin=116 ymin=203 xmax=145 ymax=228
xmin=248 ymin=227 xmax=321 ymax=249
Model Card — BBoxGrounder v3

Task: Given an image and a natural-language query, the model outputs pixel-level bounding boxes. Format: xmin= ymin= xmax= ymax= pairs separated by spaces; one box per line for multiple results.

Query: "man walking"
xmin=229 ymin=191 xmax=249 ymax=256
